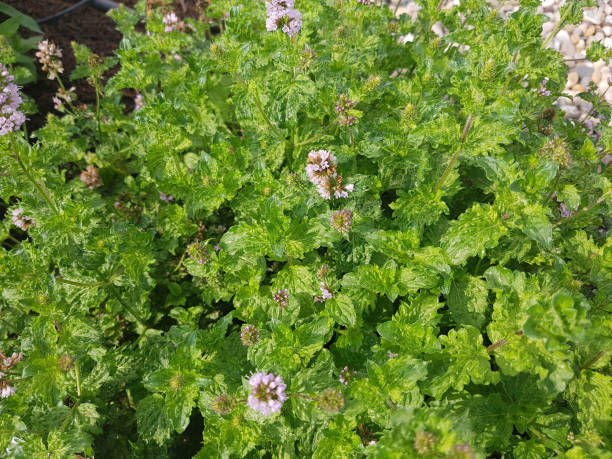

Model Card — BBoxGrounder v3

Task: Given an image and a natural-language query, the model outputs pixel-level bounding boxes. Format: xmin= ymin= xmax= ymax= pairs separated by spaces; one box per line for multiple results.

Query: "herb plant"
xmin=1 ymin=0 xmax=611 ymax=457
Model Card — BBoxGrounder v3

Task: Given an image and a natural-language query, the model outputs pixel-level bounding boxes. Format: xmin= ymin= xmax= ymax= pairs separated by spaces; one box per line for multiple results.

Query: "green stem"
xmin=500 ymin=51 xmax=519 ymax=97
xmin=109 ymin=286 xmax=149 ymax=327
xmin=295 ymin=132 xmax=326 ymax=147
xmin=581 ymin=351 xmax=605 ymax=370
xmin=541 ymin=8 xmax=570 ymax=50
xmin=579 ymin=85 xmax=610 ymax=128
xmin=58 ymin=399 xmax=81 ymax=433
xmin=75 ymin=360 xmax=81 ymax=397
xmin=235 ymin=75 xmax=282 ymax=138
xmin=10 ymin=135 xmax=60 ymax=216
xmin=544 ymin=168 xmax=562 ymax=204
xmin=553 ymin=190 xmax=611 ymax=228
xmin=434 ymin=114 xmax=473 ymax=192
xmin=95 ymin=85 xmax=102 ymax=140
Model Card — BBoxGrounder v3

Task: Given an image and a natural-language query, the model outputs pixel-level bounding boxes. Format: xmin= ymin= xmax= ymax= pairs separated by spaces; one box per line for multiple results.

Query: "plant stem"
xmin=581 ymin=351 xmax=605 ymax=370
xmin=544 ymin=167 xmax=562 ymax=204
xmin=75 ymin=360 xmax=81 ymax=397
xmin=578 ymin=85 xmax=610 ymax=128
xmin=235 ymin=75 xmax=283 ymax=138
xmin=541 ymin=7 xmax=570 ymax=50
xmin=553 ymin=190 xmax=611 ymax=228
xmin=95 ymin=85 xmax=102 ymax=140
xmin=500 ymin=51 xmax=519 ymax=97
xmin=434 ymin=114 xmax=473 ymax=192
xmin=10 ymin=135 xmax=60 ymax=216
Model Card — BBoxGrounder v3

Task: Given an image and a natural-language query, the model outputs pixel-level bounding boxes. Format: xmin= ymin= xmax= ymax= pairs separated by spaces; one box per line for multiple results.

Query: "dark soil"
xmin=2 ymin=0 xmax=204 ymax=131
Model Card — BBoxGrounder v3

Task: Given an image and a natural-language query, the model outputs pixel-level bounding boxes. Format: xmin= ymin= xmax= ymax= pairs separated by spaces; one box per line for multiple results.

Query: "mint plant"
xmin=1 ymin=0 xmax=611 ymax=457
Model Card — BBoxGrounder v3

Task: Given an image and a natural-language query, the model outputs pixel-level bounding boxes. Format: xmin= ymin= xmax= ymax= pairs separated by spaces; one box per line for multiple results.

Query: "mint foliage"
xmin=1 ymin=0 xmax=611 ymax=456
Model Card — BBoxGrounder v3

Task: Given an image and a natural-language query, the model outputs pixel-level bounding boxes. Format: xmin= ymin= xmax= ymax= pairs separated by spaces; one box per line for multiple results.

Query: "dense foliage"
xmin=1 ymin=0 xmax=611 ymax=457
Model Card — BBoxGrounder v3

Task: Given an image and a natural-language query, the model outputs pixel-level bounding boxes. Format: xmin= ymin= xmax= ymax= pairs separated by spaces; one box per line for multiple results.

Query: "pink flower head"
xmin=186 ymin=241 xmax=210 ymax=265
xmin=11 ymin=208 xmax=35 ymax=231
xmin=0 ymin=64 xmax=26 ymax=135
xmin=247 ymin=371 xmax=287 ymax=415
xmin=265 ymin=0 xmax=301 ymax=37
xmin=35 ymin=40 xmax=63 ymax=80
xmin=134 ymin=93 xmax=144 ymax=110
xmin=163 ymin=12 xmax=179 ymax=33
xmin=159 ymin=191 xmax=174 ymax=202
xmin=316 ymin=264 xmax=330 ymax=278
xmin=273 ymin=288 xmax=289 ymax=308
xmin=306 ymin=150 xmax=353 ymax=200
xmin=330 ymin=209 xmax=352 ymax=233
xmin=315 ymin=282 xmax=333 ymax=302
xmin=80 ymin=165 xmax=103 ymax=189
xmin=0 ymin=373 xmax=15 ymax=399
xmin=240 ymin=324 xmax=260 ymax=346
xmin=339 ymin=366 xmax=357 ymax=385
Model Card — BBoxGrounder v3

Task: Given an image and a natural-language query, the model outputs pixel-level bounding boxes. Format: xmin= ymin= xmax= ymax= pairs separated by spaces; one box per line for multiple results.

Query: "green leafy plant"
xmin=1 ymin=0 xmax=611 ymax=457
xmin=0 ymin=2 xmax=41 ymax=85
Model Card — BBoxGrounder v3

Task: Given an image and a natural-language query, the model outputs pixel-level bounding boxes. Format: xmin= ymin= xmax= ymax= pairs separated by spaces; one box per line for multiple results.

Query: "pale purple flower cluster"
xmin=387 ymin=350 xmax=398 ymax=359
xmin=339 ymin=366 xmax=357 ymax=385
xmin=335 ymin=94 xmax=358 ymax=127
xmin=330 ymin=209 xmax=352 ymax=233
xmin=316 ymin=264 xmax=330 ymax=278
xmin=0 ymin=64 xmax=26 ymax=135
xmin=559 ymin=202 xmax=575 ymax=219
xmin=134 ymin=93 xmax=144 ymax=111
xmin=273 ymin=288 xmax=289 ymax=308
xmin=315 ymin=282 xmax=333 ymax=302
xmin=35 ymin=40 xmax=63 ymax=80
xmin=240 ymin=324 xmax=260 ymax=346
xmin=159 ymin=191 xmax=174 ymax=202
xmin=306 ymin=149 xmax=354 ymax=199
xmin=247 ymin=371 xmax=287 ymax=415
xmin=186 ymin=241 xmax=210 ymax=264
xmin=52 ymin=85 xmax=76 ymax=111
xmin=163 ymin=12 xmax=180 ymax=33
xmin=11 ymin=208 xmax=35 ymax=231
xmin=338 ymin=115 xmax=358 ymax=127
xmin=0 ymin=373 xmax=15 ymax=399
xmin=538 ymin=78 xmax=551 ymax=96
xmin=265 ymin=0 xmax=302 ymax=38
xmin=80 ymin=165 xmax=103 ymax=189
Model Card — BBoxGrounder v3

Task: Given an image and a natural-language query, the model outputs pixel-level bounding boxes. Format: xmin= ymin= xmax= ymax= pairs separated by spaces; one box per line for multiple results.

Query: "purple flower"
xmin=163 ymin=12 xmax=179 ymax=33
xmin=0 ymin=373 xmax=15 ymax=399
xmin=314 ymin=282 xmax=333 ymax=302
xmin=387 ymin=350 xmax=398 ymax=359
xmin=538 ymin=78 xmax=551 ymax=96
xmin=559 ymin=202 xmax=575 ymax=219
xmin=306 ymin=150 xmax=354 ymax=200
xmin=265 ymin=0 xmax=301 ymax=38
xmin=339 ymin=366 xmax=357 ymax=385
xmin=240 ymin=324 xmax=260 ymax=346
xmin=159 ymin=191 xmax=174 ymax=202
xmin=35 ymin=40 xmax=63 ymax=80
xmin=273 ymin=289 xmax=289 ymax=308
xmin=186 ymin=241 xmax=210 ymax=265
xmin=338 ymin=115 xmax=358 ymax=127
xmin=316 ymin=264 xmax=330 ymax=278
xmin=330 ymin=209 xmax=352 ymax=233
xmin=134 ymin=93 xmax=144 ymax=111
xmin=11 ymin=208 xmax=35 ymax=231
xmin=80 ymin=165 xmax=103 ymax=189
xmin=247 ymin=372 xmax=287 ymax=415
xmin=0 ymin=64 xmax=26 ymax=135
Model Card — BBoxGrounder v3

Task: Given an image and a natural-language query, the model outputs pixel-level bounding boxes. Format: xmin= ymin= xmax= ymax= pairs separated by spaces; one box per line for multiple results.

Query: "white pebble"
xmin=604 ymin=26 xmax=612 ymax=36
xmin=567 ymin=71 xmax=579 ymax=86
xmin=605 ymin=37 xmax=612 ymax=49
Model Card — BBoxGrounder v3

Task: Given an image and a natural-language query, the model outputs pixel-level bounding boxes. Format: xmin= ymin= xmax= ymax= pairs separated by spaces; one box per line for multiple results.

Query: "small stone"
xmin=606 ymin=14 xmax=612 ymax=25
xmin=542 ymin=22 xmax=554 ymax=36
xmin=554 ymin=30 xmax=574 ymax=55
xmin=571 ymin=84 xmax=586 ymax=93
xmin=584 ymin=11 xmax=601 ymax=25
xmin=576 ymin=39 xmax=586 ymax=52
xmin=567 ymin=71 xmax=579 ymax=86
xmin=562 ymin=104 xmax=580 ymax=119
xmin=593 ymin=67 xmax=601 ymax=84
xmin=571 ymin=34 xmax=580 ymax=46
xmin=541 ymin=0 xmax=554 ymax=9
xmin=575 ymin=64 xmax=593 ymax=82
xmin=585 ymin=25 xmax=595 ymax=37
xmin=605 ymin=37 xmax=612 ymax=49
xmin=604 ymin=26 xmax=612 ymax=36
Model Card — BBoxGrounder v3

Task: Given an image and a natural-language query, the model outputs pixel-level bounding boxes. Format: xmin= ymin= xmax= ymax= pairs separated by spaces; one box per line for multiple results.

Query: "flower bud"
xmin=414 ymin=430 xmax=437 ymax=455
xmin=240 ymin=324 xmax=260 ymax=346
xmin=212 ymin=394 xmax=237 ymax=414
xmin=57 ymin=354 xmax=74 ymax=372
xmin=363 ymin=75 xmax=381 ymax=93
xmin=317 ymin=388 xmax=344 ymax=413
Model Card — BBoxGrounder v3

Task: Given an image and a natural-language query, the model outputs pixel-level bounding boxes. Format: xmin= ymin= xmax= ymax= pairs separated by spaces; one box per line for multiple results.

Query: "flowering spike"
xmin=273 ymin=289 xmax=289 ymax=308
xmin=240 ymin=324 xmax=260 ymax=346
xmin=80 ymin=165 xmax=103 ymax=189
xmin=187 ymin=241 xmax=210 ymax=265
xmin=11 ymin=208 xmax=35 ymax=231
xmin=317 ymin=388 xmax=344 ymax=413
xmin=266 ymin=0 xmax=302 ymax=38
xmin=247 ymin=371 xmax=287 ymax=415
xmin=35 ymin=40 xmax=64 ymax=80
xmin=339 ymin=366 xmax=357 ymax=385
xmin=163 ymin=12 xmax=180 ymax=33
xmin=330 ymin=209 xmax=352 ymax=233
xmin=0 ymin=64 xmax=26 ymax=135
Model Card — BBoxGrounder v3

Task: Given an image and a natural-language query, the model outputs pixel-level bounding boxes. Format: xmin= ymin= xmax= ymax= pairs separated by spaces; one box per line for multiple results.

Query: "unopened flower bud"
xmin=57 ymin=354 xmax=74 ymax=372
xmin=212 ymin=394 xmax=237 ymax=414
xmin=414 ymin=431 xmax=437 ymax=455
xmin=240 ymin=324 xmax=260 ymax=346
xmin=317 ymin=388 xmax=344 ymax=413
